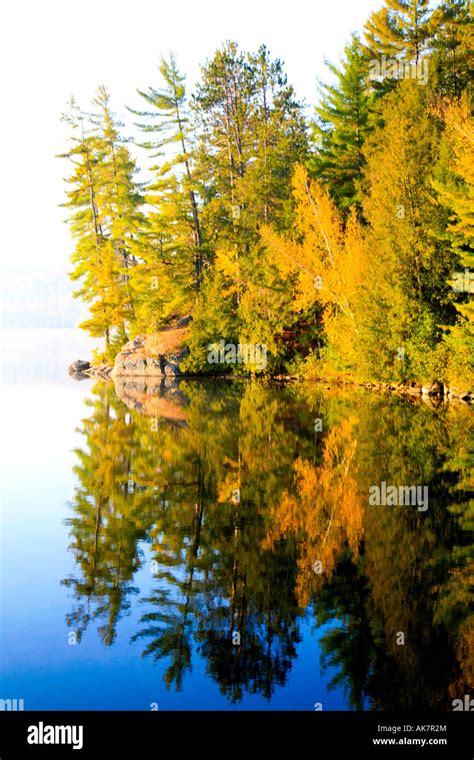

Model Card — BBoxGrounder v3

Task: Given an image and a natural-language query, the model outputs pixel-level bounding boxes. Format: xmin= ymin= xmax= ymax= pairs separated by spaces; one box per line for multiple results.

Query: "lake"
xmin=0 ymin=329 xmax=472 ymax=710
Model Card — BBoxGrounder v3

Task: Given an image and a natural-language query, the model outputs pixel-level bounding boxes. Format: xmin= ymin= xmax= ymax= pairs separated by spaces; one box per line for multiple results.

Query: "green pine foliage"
xmin=310 ymin=34 xmax=374 ymax=212
xmin=360 ymin=80 xmax=454 ymax=383
xmin=129 ymin=54 xmax=204 ymax=331
xmin=363 ymin=0 xmax=432 ymax=64
xmin=60 ymin=88 xmax=144 ymax=360
xmin=428 ymin=0 xmax=473 ymax=97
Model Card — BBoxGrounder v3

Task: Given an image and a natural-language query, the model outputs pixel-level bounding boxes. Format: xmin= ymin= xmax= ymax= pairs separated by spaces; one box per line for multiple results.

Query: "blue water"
xmin=0 ymin=329 xmax=346 ymax=711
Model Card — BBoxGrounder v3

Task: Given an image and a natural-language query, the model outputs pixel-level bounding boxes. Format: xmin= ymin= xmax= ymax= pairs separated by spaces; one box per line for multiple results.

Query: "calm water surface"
xmin=0 ymin=329 xmax=472 ymax=710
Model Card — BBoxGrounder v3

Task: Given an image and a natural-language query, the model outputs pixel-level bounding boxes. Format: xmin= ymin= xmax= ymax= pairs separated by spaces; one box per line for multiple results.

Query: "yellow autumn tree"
xmin=261 ymin=164 xmax=367 ymax=377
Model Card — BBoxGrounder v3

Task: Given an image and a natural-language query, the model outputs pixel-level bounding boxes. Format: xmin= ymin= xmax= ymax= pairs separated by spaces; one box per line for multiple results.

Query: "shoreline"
xmin=68 ymin=358 xmax=473 ymax=405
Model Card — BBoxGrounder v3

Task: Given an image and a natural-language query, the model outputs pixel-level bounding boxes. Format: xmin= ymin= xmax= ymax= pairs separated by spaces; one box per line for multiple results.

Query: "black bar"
xmin=0 ymin=711 xmax=472 ymax=757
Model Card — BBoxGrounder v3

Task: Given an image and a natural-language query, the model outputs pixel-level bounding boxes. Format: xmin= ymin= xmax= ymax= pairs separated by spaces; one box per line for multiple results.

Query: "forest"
xmin=60 ymin=0 xmax=473 ymax=389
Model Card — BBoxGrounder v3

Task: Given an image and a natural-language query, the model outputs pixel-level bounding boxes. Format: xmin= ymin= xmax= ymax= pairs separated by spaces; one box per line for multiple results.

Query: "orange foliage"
xmin=262 ymin=165 xmax=365 ymax=318
xmin=261 ymin=165 xmax=367 ymax=369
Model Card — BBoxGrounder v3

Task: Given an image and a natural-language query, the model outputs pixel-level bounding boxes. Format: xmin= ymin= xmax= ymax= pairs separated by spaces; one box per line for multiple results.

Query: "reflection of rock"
xmin=404 ymin=383 xmax=423 ymax=396
xmin=114 ymin=377 xmax=189 ymax=425
xmin=421 ymin=382 xmax=443 ymax=397
xmin=447 ymin=386 xmax=473 ymax=401
xmin=112 ymin=317 xmax=192 ymax=379
xmin=421 ymin=395 xmax=444 ymax=410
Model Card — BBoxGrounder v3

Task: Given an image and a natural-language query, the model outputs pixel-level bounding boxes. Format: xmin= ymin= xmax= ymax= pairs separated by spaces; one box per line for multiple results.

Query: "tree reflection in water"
xmin=62 ymin=380 xmax=473 ymax=708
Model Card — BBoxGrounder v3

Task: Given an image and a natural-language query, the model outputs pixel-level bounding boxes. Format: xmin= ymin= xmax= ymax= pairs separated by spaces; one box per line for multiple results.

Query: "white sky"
xmin=0 ymin=0 xmax=381 ymax=274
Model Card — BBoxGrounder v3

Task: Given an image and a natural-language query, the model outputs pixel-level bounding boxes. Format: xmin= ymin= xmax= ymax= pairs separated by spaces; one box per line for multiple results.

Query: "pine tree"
xmin=360 ymin=80 xmax=454 ymax=382
xmin=60 ymin=88 xmax=143 ymax=358
xmin=193 ymin=42 xmax=306 ymax=256
xmin=244 ymin=45 xmax=308 ymax=231
xmin=428 ymin=0 xmax=473 ymax=97
xmin=188 ymin=43 xmax=308 ymax=370
xmin=232 ymin=45 xmax=308 ymax=369
xmin=130 ymin=53 xmax=204 ymax=324
xmin=311 ymin=35 xmax=374 ymax=212
xmin=433 ymin=96 xmax=474 ymax=387
xmin=363 ymin=0 xmax=432 ymax=65
xmin=192 ymin=41 xmax=255 ymax=306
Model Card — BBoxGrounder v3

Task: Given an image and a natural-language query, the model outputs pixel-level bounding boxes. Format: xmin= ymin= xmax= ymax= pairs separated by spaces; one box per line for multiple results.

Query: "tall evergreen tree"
xmin=363 ymin=0 xmax=432 ymax=65
xmin=192 ymin=40 xmax=256 ymax=303
xmin=243 ymin=45 xmax=308 ymax=231
xmin=360 ymin=80 xmax=454 ymax=382
xmin=433 ymin=96 xmax=474 ymax=387
xmin=131 ymin=54 xmax=204 ymax=317
xmin=311 ymin=35 xmax=374 ymax=212
xmin=60 ymin=88 xmax=143 ymax=357
xmin=187 ymin=42 xmax=307 ymax=368
xmin=428 ymin=0 xmax=473 ymax=97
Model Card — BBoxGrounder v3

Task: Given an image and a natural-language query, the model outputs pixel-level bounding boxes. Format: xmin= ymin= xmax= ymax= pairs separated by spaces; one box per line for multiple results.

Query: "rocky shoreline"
xmin=68 ymin=317 xmax=473 ymax=405
xmin=302 ymin=377 xmax=473 ymax=403
xmin=68 ymin=316 xmax=193 ymax=382
xmin=69 ymin=358 xmax=473 ymax=405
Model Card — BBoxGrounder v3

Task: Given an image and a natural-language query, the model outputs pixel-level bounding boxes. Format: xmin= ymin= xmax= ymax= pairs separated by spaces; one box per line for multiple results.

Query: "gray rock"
xmin=176 ymin=315 xmax=193 ymax=328
xmin=121 ymin=335 xmax=145 ymax=354
xmin=164 ymin=363 xmax=179 ymax=377
xmin=87 ymin=362 xmax=113 ymax=380
xmin=112 ymin=338 xmax=190 ymax=378
xmin=68 ymin=359 xmax=91 ymax=377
